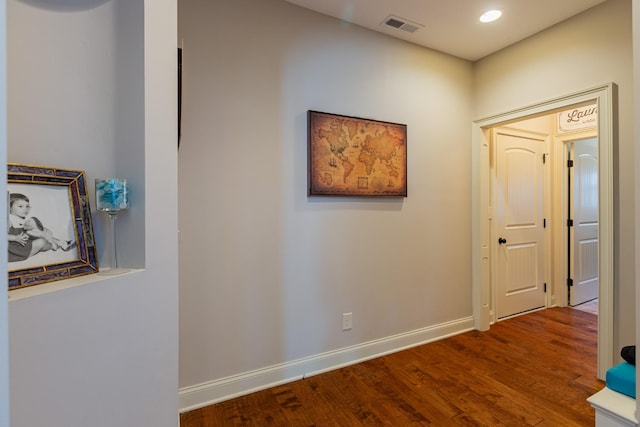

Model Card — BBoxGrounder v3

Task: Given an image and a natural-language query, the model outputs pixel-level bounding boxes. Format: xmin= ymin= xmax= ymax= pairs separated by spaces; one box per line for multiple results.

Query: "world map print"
xmin=308 ymin=111 xmax=407 ymax=197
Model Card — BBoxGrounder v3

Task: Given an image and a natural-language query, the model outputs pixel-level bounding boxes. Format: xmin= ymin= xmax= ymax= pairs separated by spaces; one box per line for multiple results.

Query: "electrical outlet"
xmin=342 ymin=312 xmax=353 ymax=331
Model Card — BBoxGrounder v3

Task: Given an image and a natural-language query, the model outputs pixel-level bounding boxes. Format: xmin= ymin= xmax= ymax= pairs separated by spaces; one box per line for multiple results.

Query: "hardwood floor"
xmin=180 ymin=308 xmax=603 ymax=426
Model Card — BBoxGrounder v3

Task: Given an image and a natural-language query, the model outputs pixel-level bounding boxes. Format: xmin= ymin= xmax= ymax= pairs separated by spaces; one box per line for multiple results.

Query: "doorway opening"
xmin=471 ymin=83 xmax=616 ymax=379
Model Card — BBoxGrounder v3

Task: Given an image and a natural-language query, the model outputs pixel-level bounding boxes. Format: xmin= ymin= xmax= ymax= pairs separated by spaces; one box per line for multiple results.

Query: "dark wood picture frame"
xmin=307 ymin=110 xmax=407 ymax=197
xmin=8 ymin=163 xmax=99 ymax=290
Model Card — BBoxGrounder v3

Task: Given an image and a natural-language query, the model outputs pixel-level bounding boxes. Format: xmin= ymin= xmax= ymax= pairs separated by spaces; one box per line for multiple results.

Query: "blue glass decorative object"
xmin=96 ymin=178 xmax=129 ymax=212
xmin=95 ymin=178 xmax=129 ymax=274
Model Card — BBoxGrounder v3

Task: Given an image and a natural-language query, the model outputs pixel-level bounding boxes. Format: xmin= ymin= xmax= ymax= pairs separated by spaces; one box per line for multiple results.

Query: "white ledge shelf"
xmin=588 ymin=387 xmax=638 ymax=427
xmin=8 ymin=268 xmax=144 ymax=301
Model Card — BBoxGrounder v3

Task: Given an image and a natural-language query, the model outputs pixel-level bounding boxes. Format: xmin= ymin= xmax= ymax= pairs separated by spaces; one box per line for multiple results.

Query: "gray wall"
xmin=634 ymin=0 xmax=640 ymax=409
xmin=0 ymin=0 xmax=7 ymax=424
xmin=7 ymin=1 xmax=179 ymax=426
xmin=178 ymin=0 xmax=474 ymax=406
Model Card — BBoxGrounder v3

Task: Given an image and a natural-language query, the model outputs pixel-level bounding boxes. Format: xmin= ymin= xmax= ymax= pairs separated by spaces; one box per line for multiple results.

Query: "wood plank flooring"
xmin=180 ymin=307 xmax=603 ymax=426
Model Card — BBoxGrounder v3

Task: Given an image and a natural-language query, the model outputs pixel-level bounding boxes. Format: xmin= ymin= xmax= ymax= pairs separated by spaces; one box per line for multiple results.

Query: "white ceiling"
xmin=284 ymin=0 xmax=608 ymax=61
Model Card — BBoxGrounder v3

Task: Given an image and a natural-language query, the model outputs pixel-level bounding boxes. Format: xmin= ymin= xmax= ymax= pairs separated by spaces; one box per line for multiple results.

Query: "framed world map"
xmin=307 ymin=110 xmax=407 ymax=197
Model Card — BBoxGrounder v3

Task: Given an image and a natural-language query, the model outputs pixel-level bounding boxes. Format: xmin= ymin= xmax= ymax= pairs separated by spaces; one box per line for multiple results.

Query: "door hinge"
xmin=543 ymin=218 xmax=547 ymax=228
xmin=544 ymin=283 xmax=547 ymax=293
xmin=567 ymin=219 xmax=574 ymax=227
xmin=543 ymin=153 xmax=547 ymax=164
xmin=567 ymin=278 xmax=574 ymax=287
xmin=567 ymin=159 xmax=574 ymax=167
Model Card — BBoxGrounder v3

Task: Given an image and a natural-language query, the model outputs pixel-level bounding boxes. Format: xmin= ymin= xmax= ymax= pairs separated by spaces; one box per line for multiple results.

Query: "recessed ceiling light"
xmin=480 ymin=10 xmax=502 ymax=23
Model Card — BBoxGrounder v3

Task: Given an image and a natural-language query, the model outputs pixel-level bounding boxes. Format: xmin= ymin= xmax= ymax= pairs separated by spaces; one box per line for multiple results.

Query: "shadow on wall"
xmin=17 ymin=0 xmax=110 ymax=11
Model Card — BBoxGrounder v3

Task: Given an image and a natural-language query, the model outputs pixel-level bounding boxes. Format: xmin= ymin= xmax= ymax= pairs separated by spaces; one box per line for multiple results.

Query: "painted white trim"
xmin=472 ymin=83 xmax=616 ymax=380
xmin=178 ymin=316 xmax=474 ymax=413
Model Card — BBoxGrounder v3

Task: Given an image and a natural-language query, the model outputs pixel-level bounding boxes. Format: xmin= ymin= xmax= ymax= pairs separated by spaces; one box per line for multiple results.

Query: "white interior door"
xmin=494 ymin=128 xmax=546 ymax=319
xmin=569 ymin=138 xmax=599 ymax=306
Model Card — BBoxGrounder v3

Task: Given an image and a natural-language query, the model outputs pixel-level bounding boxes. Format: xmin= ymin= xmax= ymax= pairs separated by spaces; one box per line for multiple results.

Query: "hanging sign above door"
xmin=557 ymin=103 xmax=598 ymax=133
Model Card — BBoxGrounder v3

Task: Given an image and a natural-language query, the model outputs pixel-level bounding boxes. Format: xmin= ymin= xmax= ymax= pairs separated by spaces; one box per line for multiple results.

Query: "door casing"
xmin=472 ymin=83 xmax=616 ymax=379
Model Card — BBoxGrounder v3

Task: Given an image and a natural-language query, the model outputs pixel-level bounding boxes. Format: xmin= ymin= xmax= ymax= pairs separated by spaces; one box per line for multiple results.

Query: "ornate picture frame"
xmin=7 ymin=163 xmax=99 ymax=290
xmin=307 ymin=110 xmax=407 ymax=197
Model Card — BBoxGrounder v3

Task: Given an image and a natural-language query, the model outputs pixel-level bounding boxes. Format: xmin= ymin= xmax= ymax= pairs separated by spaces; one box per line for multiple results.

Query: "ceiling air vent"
xmin=382 ymin=15 xmax=424 ymax=34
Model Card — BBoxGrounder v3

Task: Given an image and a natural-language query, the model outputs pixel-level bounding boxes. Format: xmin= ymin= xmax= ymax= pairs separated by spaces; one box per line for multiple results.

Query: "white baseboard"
xmin=179 ymin=316 xmax=474 ymax=413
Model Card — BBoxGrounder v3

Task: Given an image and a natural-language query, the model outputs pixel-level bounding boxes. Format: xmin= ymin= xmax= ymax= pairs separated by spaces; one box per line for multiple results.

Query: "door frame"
xmin=471 ymin=83 xmax=616 ymax=379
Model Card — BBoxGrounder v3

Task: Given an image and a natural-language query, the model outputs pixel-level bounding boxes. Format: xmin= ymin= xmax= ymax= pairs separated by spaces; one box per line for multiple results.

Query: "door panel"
xmin=495 ymin=129 xmax=546 ymax=319
xmin=569 ymin=138 xmax=599 ymax=306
